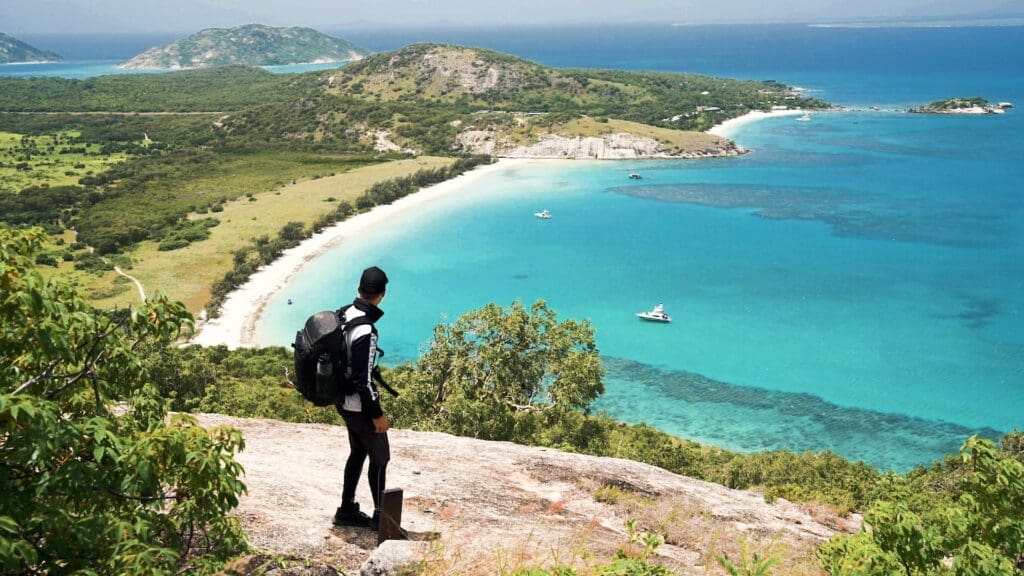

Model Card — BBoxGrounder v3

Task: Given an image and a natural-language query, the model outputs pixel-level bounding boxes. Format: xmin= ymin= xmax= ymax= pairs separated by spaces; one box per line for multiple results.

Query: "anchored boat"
xmin=636 ymin=303 xmax=671 ymax=323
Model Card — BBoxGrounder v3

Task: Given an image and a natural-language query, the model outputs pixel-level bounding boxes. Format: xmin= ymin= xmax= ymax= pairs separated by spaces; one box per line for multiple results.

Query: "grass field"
xmin=554 ymin=117 xmax=729 ymax=150
xmin=0 ymin=131 xmax=132 ymax=192
xmin=80 ymin=156 xmax=454 ymax=312
xmin=75 ymin=150 xmax=398 ymax=253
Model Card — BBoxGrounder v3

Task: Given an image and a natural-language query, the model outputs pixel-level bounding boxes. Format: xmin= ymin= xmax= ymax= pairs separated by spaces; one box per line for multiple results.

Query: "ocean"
xmin=6 ymin=25 xmax=1022 ymax=470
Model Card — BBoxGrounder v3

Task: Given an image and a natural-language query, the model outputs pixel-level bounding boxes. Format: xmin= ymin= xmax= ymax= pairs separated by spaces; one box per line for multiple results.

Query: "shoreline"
xmin=706 ymin=109 xmax=807 ymax=139
xmin=191 ymin=158 xmax=529 ymax=348
xmin=191 ymin=110 xmax=804 ymax=350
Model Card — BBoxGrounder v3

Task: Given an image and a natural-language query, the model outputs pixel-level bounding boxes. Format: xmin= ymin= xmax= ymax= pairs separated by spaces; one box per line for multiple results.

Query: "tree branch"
xmin=11 ymin=360 xmax=60 ymax=394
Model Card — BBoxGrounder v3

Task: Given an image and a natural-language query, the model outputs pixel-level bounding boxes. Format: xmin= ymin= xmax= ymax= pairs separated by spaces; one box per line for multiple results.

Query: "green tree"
xmin=817 ymin=436 xmax=1023 ymax=575
xmin=0 ymin=227 xmax=247 ymax=574
xmin=390 ymin=300 xmax=604 ymax=441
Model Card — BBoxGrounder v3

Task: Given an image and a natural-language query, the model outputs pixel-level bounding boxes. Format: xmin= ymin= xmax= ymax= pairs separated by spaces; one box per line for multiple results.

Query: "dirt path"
xmin=113 ymin=266 xmax=146 ymax=303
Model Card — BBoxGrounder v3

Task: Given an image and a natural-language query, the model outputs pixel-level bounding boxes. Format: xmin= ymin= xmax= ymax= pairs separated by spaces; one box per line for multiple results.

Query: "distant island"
xmin=909 ymin=97 xmax=1014 ymax=115
xmin=0 ymin=32 xmax=62 ymax=64
xmin=118 ymin=24 xmax=368 ymax=70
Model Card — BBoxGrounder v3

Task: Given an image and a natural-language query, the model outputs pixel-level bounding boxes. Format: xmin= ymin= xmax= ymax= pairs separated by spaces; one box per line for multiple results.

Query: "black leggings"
xmin=340 ymin=411 xmax=391 ymax=510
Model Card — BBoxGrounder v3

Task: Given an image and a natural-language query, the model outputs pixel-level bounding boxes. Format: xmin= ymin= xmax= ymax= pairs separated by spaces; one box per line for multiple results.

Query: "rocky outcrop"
xmin=909 ymin=97 xmax=1013 ymax=115
xmin=337 ymin=44 xmax=545 ymax=96
xmin=359 ymin=541 xmax=428 ymax=576
xmin=456 ymin=130 xmax=747 ymax=160
xmin=195 ymin=413 xmax=856 ymax=574
xmin=119 ymin=24 xmax=367 ymax=70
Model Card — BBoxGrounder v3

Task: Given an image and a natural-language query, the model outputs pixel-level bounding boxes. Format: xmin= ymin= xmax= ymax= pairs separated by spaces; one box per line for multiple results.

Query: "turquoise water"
xmin=255 ymin=27 xmax=1023 ymax=471
xmin=13 ymin=26 xmax=1019 ymax=471
xmin=259 ymin=105 xmax=1023 ymax=470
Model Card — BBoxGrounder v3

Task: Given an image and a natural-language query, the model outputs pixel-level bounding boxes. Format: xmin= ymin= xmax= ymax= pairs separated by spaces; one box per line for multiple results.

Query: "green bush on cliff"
xmin=0 ymin=227 xmax=247 ymax=575
xmin=817 ymin=435 xmax=1024 ymax=575
xmin=388 ymin=300 xmax=604 ymax=440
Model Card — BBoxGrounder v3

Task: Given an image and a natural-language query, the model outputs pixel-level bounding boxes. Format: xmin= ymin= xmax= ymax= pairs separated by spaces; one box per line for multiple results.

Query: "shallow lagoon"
xmin=259 ymin=107 xmax=1023 ymax=470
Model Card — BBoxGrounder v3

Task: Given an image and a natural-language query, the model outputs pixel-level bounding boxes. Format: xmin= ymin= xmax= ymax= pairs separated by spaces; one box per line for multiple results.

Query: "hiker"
xmin=333 ymin=266 xmax=392 ymax=530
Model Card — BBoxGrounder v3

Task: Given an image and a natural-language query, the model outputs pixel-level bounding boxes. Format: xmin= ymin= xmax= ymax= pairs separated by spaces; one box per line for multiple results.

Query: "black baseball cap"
xmin=359 ymin=266 xmax=389 ymax=296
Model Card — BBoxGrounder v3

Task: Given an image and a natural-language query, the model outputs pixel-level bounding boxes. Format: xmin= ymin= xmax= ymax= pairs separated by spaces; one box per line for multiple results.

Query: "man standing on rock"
xmin=333 ymin=266 xmax=392 ymax=531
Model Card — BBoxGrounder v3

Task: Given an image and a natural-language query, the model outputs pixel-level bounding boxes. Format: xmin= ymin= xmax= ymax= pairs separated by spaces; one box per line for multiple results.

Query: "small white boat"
xmin=628 ymin=173 xmax=643 ymax=180
xmin=796 ymin=113 xmax=812 ymax=122
xmin=534 ymin=209 xmax=552 ymax=219
xmin=636 ymin=303 xmax=671 ymax=323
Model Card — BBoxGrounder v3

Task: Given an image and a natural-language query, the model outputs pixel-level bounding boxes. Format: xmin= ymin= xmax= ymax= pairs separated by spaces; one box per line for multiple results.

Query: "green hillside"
xmin=119 ymin=24 xmax=368 ymax=69
xmin=326 ymin=43 xmax=827 ymax=130
xmin=0 ymin=32 xmax=62 ymax=63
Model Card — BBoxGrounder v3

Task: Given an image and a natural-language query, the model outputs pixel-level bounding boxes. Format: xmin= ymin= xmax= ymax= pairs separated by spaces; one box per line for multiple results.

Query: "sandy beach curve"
xmin=192 ymin=110 xmax=805 ymax=350
xmin=707 ymin=109 xmax=807 ymax=139
xmin=191 ymin=158 xmax=526 ymax=349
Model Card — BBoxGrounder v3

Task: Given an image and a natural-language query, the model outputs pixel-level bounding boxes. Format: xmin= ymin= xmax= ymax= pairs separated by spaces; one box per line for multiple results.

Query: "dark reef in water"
xmin=933 ymin=295 xmax=1001 ymax=330
xmin=611 ymin=182 xmax=1009 ymax=248
xmin=600 ymin=356 xmax=1004 ymax=471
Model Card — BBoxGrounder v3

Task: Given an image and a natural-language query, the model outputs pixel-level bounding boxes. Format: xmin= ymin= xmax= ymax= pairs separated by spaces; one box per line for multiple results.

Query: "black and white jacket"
xmin=338 ymin=298 xmax=384 ymax=418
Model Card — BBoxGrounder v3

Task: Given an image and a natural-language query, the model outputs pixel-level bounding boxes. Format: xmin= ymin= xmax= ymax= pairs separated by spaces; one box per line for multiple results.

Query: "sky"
xmin=2 ymin=0 xmax=1021 ymax=34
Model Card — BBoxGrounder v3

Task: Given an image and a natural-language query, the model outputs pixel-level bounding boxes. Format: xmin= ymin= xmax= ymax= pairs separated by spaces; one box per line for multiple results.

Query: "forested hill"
xmin=0 ymin=32 xmax=62 ymax=63
xmin=326 ymin=43 xmax=828 ymax=131
xmin=213 ymin=43 xmax=830 ymax=154
xmin=119 ymin=24 xmax=368 ymax=69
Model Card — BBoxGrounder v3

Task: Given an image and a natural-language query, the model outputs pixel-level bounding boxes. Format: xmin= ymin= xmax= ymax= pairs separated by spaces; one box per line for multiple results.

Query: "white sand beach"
xmin=190 ymin=115 xmax=793 ymax=350
xmin=191 ymin=158 xmax=526 ymax=349
xmin=707 ymin=109 xmax=806 ymax=138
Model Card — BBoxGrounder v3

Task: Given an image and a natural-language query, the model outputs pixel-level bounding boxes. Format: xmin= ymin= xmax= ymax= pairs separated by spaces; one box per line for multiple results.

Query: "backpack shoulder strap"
xmin=342 ymin=316 xmax=376 ymax=340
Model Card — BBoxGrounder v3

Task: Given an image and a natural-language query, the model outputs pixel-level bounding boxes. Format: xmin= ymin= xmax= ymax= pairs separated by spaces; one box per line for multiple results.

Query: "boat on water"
xmin=797 ymin=113 xmax=812 ymax=122
xmin=534 ymin=209 xmax=552 ymax=219
xmin=636 ymin=303 xmax=671 ymax=323
xmin=628 ymin=173 xmax=643 ymax=180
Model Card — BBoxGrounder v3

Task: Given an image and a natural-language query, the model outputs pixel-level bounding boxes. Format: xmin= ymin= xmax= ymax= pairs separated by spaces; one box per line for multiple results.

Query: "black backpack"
xmin=291 ymin=306 xmax=398 ymax=406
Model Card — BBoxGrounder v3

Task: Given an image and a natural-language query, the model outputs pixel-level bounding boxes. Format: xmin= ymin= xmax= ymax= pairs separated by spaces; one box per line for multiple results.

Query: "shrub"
xmin=817 ymin=436 xmax=1024 ymax=575
xmin=0 ymin=228 xmax=248 ymax=574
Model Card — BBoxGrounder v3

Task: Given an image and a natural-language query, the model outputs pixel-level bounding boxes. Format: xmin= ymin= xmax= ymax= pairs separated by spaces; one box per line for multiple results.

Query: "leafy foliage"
xmin=817 ymin=436 xmax=1024 ymax=575
xmin=389 ymin=300 xmax=604 ymax=440
xmin=0 ymin=67 xmax=309 ymax=112
xmin=156 ymin=217 xmax=220 ymax=251
xmin=0 ymin=227 xmax=247 ymax=574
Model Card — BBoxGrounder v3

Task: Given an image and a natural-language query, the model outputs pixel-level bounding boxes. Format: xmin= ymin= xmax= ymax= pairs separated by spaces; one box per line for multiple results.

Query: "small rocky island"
xmin=909 ymin=97 xmax=1014 ymax=115
xmin=119 ymin=24 xmax=367 ymax=70
xmin=0 ymin=32 xmax=62 ymax=64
